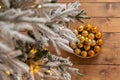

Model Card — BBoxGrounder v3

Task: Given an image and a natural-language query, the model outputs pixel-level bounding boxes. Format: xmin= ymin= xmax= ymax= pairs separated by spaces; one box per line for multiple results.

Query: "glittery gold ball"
xmin=73 ymin=24 xmax=103 ymax=58
xmin=74 ymin=48 xmax=81 ymax=55
xmin=84 ymin=24 xmax=92 ymax=31
xmin=92 ymin=40 xmax=96 ymax=46
xmin=85 ymin=39 xmax=92 ymax=45
xmin=94 ymin=45 xmax=101 ymax=53
xmin=84 ymin=45 xmax=91 ymax=51
xmin=77 ymin=25 xmax=84 ymax=32
xmin=91 ymin=27 xmax=98 ymax=33
xmin=88 ymin=50 xmax=95 ymax=57
xmin=69 ymin=43 xmax=77 ymax=49
xmin=85 ymin=37 xmax=89 ymax=41
xmin=77 ymin=43 xmax=83 ymax=48
xmin=81 ymin=51 xmax=87 ymax=57
xmin=79 ymin=36 xmax=85 ymax=43
xmin=74 ymin=30 xmax=78 ymax=35
xmin=95 ymin=32 xmax=102 ymax=39
xmin=96 ymin=39 xmax=103 ymax=46
xmin=88 ymin=33 xmax=95 ymax=40
xmin=82 ymin=31 xmax=88 ymax=37
xmin=77 ymin=35 xmax=82 ymax=39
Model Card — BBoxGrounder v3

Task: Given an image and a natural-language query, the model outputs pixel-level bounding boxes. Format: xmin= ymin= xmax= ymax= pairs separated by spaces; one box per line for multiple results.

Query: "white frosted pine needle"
xmin=50 ymin=38 xmax=61 ymax=55
xmin=57 ymin=42 xmax=73 ymax=53
xmin=7 ymin=50 xmax=22 ymax=58
xmin=1 ymin=0 xmax=10 ymax=8
xmin=0 ymin=43 xmax=12 ymax=53
xmin=14 ymin=23 xmax=33 ymax=31
xmin=10 ymin=31 xmax=35 ymax=42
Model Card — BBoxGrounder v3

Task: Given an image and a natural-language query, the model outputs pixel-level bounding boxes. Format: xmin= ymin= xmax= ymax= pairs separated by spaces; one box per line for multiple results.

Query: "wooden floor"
xmin=57 ymin=0 xmax=120 ymax=80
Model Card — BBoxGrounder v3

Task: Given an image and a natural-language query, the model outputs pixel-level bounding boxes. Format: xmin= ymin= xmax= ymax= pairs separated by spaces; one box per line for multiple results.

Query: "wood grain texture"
xmin=69 ymin=18 xmax=120 ymax=32
xmin=72 ymin=65 xmax=120 ymax=80
xmin=58 ymin=0 xmax=120 ymax=2
xmin=79 ymin=3 xmax=120 ymax=17
xmin=56 ymin=0 xmax=120 ymax=80
xmin=58 ymin=1 xmax=120 ymax=17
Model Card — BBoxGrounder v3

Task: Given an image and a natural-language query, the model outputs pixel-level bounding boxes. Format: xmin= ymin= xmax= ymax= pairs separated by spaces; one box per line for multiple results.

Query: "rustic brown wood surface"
xmin=56 ymin=0 xmax=120 ymax=80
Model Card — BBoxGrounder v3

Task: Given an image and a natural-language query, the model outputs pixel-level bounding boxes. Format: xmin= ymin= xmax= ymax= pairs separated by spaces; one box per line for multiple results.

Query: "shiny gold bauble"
xmin=77 ymin=43 xmax=83 ymax=48
xmin=77 ymin=35 xmax=82 ymax=39
xmin=85 ymin=37 xmax=89 ymax=41
xmin=95 ymin=32 xmax=102 ymax=39
xmin=91 ymin=27 xmax=98 ymax=33
xmin=85 ymin=39 xmax=92 ymax=45
xmin=94 ymin=45 xmax=101 ymax=53
xmin=77 ymin=25 xmax=84 ymax=32
xmin=96 ymin=39 xmax=103 ymax=46
xmin=82 ymin=31 xmax=88 ymax=37
xmin=69 ymin=43 xmax=77 ymax=49
xmin=84 ymin=45 xmax=91 ymax=51
xmin=88 ymin=50 xmax=95 ymax=57
xmin=84 ymin=24 xmax=92 ymax=31
xmin=92 ymin=40 xmax=96 ymax=46
xmin=74 ymin=24 xmax=103 ymax=58
xmin=74 ymin=48 xmax=81 ymax=55
xmin=88 ymin=33 xmax=95 ymax=40
xmin=81 ymin=51 xmax=87 ymax=57
xmin=79 ymin=36 xmax=85 ymax=43
xmin=74 ymin=30 xmax=78 ymax=35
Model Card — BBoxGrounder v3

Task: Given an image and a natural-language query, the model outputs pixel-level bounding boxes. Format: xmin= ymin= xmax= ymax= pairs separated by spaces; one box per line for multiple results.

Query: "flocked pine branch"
xmin=0 ymin=0 xmax=90 ymax=54
xmin=0 ymin=0 xmax=88 ymax=80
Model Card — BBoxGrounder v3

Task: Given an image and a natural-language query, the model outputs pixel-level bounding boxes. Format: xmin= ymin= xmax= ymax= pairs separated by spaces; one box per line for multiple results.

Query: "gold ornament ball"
xmin=81 ymin=51 xmax=88 ymax=57
xmin=92 ymin=40 xmax=96 ymax=46
xmin=85 ymin=37 xmax=89 ymax=41
xmin=82 ymin=31 xmax=88 ymax=37
xmin=77 ymin=35 xmax=82 ymax=39
xmin=94 ymin=45 xmax=101 ymax=53
xmin=84 ymin=45 xmax=91 ymax=51
xmin=91 ymin=27 xmax=98 ymax=33
xmin=77 ymin=43 xmax=83 ymax=48
xmin=77 ymin=25 xmax=84 ymax=32
xmin=84 ymin=24 xmax=92 ymax=31
xmin=95 ymin=32 xmax=102 ymax=39
xmin=79 ymin=36 xmax=85 ymax=43
xmin=96 ymin=39 xmax=103 ymax=46
xmin=74 ymin=30 xmax=78 ymax=35
xmin=88 ymin=50 xmax=95 ymax=57
xmin=69 ymin=43 xmax=77 ymax=49
xmin=88 ymin=33 xmax=95 ymax=40
xmin=85 ymin=39 xmax=92 ymax=45
xmin=74 ymin=48 xmax=81 ymax=55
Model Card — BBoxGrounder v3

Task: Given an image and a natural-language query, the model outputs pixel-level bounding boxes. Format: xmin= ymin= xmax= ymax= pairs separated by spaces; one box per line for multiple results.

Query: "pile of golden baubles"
xmin=70 ymin=24 xmax=103 ymax=58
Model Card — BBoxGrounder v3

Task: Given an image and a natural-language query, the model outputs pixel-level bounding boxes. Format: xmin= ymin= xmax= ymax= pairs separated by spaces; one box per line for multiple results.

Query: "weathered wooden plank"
xmin=72 ymin=65 xmax=120 ymax=80
xmin=69 ymin=18 xmax=120 ymax=32
xmin=58 ymin=2 xmax=120 ymax=17
xmin=58 ymin=0 xmax=120 ymax=2
xmin=80 ymin=3 xmax=120 ymax=17
xmin=50 ymin=33 xmax=120 ymax=65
